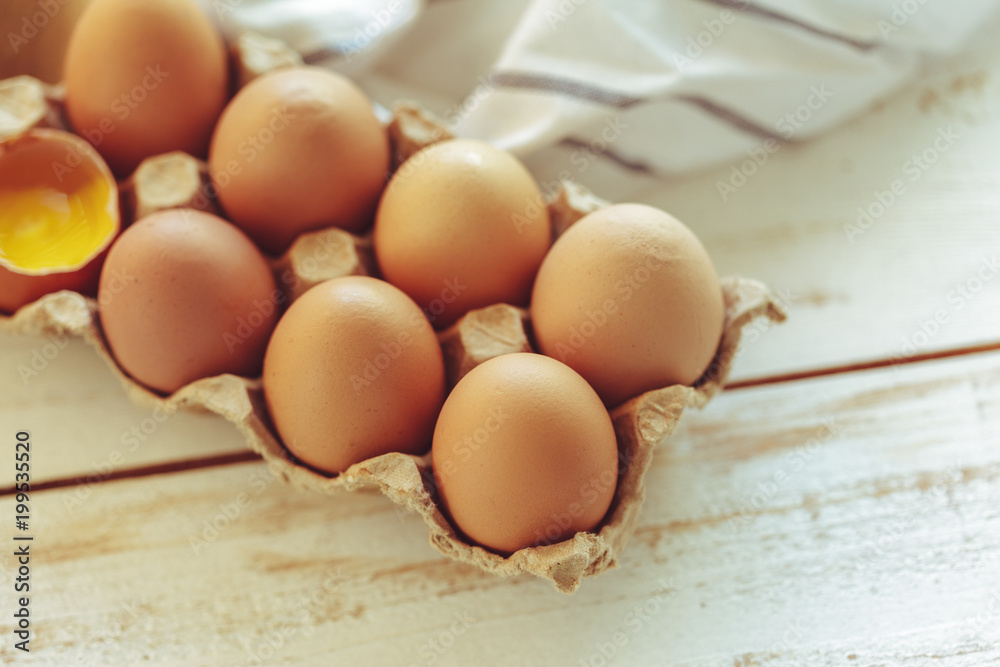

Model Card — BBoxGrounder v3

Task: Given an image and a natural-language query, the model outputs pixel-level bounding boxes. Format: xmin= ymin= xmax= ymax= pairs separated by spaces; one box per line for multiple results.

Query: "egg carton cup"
xmin=0 ymin=34 xmax=786 ymax=593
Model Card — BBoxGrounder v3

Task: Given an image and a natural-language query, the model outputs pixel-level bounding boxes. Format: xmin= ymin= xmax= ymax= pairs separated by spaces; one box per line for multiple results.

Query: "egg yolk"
xmin=0 ymin=137 xmax=115 ymax=273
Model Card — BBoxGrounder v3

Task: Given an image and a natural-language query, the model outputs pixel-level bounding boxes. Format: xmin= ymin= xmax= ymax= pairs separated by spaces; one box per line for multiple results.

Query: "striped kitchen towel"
xmin=202 ymin=0 xmax=1000 ymax=181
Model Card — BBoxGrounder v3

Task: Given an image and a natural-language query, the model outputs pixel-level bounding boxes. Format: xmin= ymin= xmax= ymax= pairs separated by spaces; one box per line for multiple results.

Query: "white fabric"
xmin=200 ymin=0 xmax=1000 ymax=184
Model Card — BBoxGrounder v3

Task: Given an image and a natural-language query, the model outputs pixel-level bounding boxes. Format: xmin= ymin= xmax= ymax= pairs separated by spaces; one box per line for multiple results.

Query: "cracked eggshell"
xmin=0 ymin=129 xmax=119 ymax=314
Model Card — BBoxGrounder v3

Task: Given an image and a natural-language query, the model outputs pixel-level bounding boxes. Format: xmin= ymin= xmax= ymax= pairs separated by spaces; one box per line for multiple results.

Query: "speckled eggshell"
xmin=373 ymin=139 xmax=551 ymax=329
xmin=263 ymin=276 xmax=446 ymax=475
xmin=209 ymin=67 xmax=390 ymax=254
xmin=431 ymin=353 xmax=619 ymax=554
xmin=531 ymin=203 xmax=725 ymax=408
xmin=63 ymin=0 xmax=229 ymax=176
xmin=98 ymin=209 xmax=278 ymax=395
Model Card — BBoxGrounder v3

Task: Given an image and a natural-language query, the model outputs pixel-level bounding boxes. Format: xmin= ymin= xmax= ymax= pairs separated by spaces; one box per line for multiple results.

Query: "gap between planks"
xmin=726 ymin=340 xmax=1000 ymax=390
xmin=3 ymin=340 xmax=998 ymax=498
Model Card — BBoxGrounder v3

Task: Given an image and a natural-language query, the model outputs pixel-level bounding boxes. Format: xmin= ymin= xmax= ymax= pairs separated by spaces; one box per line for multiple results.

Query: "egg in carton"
xmin=0 ymin=33 xmax=786 ymax=593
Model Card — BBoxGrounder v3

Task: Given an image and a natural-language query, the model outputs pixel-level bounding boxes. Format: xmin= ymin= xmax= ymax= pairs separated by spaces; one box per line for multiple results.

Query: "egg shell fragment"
xmin=0 ymin=128 xmax=119 ymax=314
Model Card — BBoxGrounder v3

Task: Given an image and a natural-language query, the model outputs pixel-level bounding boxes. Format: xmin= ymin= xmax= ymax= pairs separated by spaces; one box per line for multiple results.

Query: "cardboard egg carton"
xmin=0 ymin=34 xmax=786 ymax=593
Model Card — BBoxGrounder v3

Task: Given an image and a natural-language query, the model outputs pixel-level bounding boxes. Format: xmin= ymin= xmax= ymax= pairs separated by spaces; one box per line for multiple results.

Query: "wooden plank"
xmin=2 ymin=349 xmax=997 ymax=665
xmin=0 ymin=332 xmax=250 ymax=489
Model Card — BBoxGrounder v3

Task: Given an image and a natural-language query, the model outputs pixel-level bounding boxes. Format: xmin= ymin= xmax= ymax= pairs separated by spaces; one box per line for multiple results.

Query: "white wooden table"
xmin=3 ymin=10 xmax=1000 ymax=667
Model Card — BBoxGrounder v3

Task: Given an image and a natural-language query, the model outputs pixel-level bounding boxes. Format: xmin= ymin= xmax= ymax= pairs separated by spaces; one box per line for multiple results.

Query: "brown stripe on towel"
xmin=302 ymin=44 xmax=355 ymax=64
xmin=490 ymin=71 xmax=643 ymax=108
xmin=492 ymin=71 xmax=786 ymax=142
xmin=673 ymin=94 xmax=786 ymax=142
xmin=561 ymin=138 xmax=655 ymax=174
xmin=698 ymin=0 xmax=878 ymax=51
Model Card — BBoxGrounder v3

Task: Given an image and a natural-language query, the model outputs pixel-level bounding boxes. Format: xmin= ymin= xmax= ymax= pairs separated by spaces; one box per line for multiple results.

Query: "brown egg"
xmin=531 ymin=204 xmax=724 ymax=407
xmin=432 ymin=353 xmax=619 ymax=554
xmin=63 ymin=0 xmax=228 ymax=176
xmin=374 ymin=139 xmax=551 ymax=329
xmin=209 ymin=67 xmax=389 ymax=255
xmin=99 ymin=209 xmax=278 ymax=395
xmin=263 ymin=276 xmax=446 ymax=475
xmin=0 ymin=129 xmax=119 ymax=314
